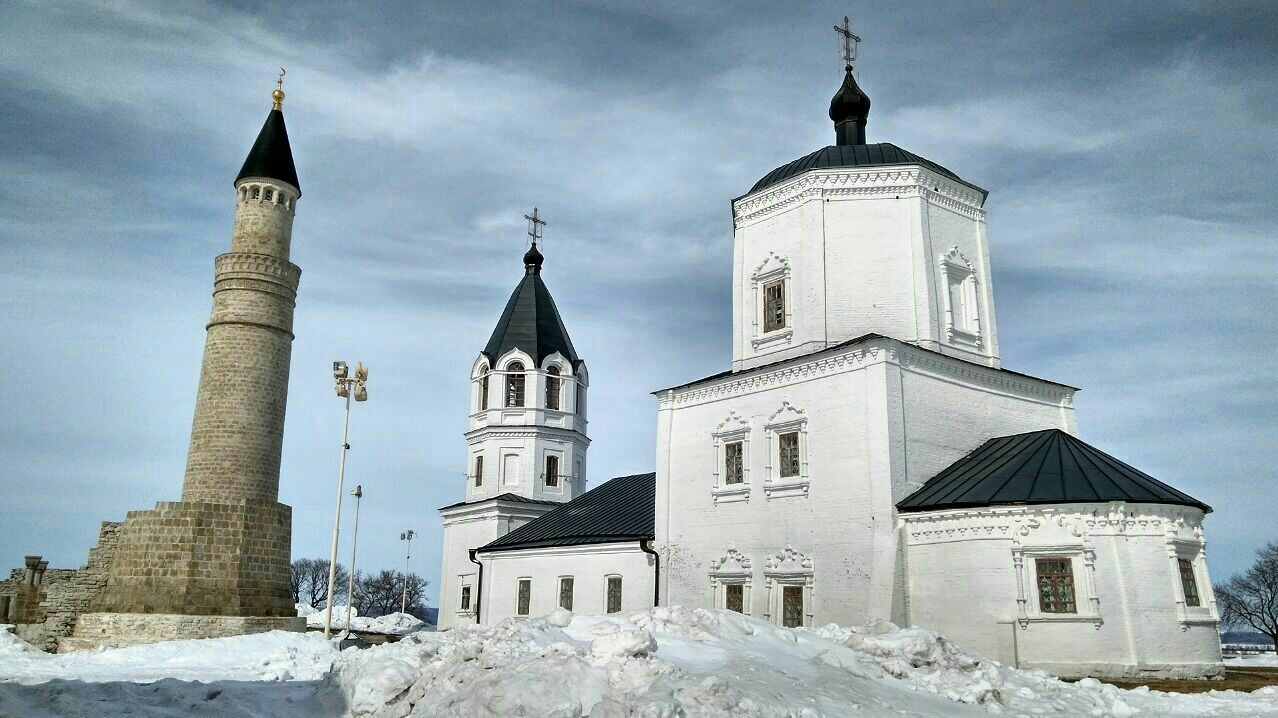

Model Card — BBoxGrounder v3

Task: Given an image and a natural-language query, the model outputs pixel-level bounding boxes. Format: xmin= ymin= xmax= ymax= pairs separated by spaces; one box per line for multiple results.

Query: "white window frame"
xmin=515 ymin=577 xmax=532 ymax=617
xmin=604 ymin=574 xmax=623 ymax=614
xmin=708 ymin=548 xmax=753 ymax=615
xmin=939 ymin=246 xmax=982 ymax=348
xmin=711 ymin=411 xmax=751 ymax=504
xmin=763 ymin=402 xmax=809 ymax=499
xmin=762 ymin=545 xmax=814 ymax=628
xmin=558 ymin=575 xmax=575 ymax=611
xmin=750 ymin=252 xmax=793 ymax=350
xmin=1166 ymin=538 xmax=1218 ymax=628
xmin=1011 ymin=544 xmax=1101 ymax=627
xmin=457 ymin=576 xmax=474 ymax=616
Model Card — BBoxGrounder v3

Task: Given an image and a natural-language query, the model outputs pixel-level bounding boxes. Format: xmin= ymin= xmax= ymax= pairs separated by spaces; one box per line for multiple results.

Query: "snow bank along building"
xmin=436 ymin=55 xmax=1223 ymax=679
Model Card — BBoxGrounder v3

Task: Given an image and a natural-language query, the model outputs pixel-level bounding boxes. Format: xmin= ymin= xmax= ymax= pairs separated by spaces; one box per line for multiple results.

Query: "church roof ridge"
xmin=896 ymin=428 xmax=1211 ymax=513
xmin=478 ymin=472 xmax=656 ymax=552
xmin=743 ymin=143 xmax=984 ymax=199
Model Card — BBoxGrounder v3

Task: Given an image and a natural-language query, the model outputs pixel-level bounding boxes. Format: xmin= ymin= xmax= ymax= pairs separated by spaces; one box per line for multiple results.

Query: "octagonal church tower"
xmin=60 ymin=82 xmax=305 ymax=650
xmin=437 ymin=237 xmax=590 ymax=630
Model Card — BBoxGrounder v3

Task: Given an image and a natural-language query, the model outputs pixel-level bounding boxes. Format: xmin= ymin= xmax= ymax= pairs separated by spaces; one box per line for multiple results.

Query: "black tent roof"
xmin=897 ymin=429 xmax=1210 ymax=513
xmin=746 ymin=143 xmax=983 ymax=198
xmin=480 ymin=472 xmax=655 ymax=552
xmin=236 ymin=109 xmax=300 ymax=193
xmin=483 ymin=268 xmax=580 ymax=368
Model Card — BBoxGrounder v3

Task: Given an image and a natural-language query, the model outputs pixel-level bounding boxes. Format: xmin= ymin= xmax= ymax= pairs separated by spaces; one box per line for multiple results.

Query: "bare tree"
xmin=290 ymin=558 xmax=349 ymax=609
xmin=352 ymin=569 xmax=430 ymax=619
xmin=1214 ymin=540 xmax=1278 ymax=651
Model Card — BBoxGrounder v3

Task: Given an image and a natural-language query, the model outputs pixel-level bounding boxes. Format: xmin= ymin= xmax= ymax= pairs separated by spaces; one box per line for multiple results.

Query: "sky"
xmin=1 ymin=1 xmax=1275 ymax=609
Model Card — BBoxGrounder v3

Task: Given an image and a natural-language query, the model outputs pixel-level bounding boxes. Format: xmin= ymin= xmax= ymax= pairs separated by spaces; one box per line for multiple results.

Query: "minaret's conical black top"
xmin=236 ymin=108 xmax=300 ymax=193
xmin=483 ymin=246 xmax=579 ymax=366
xmin=829 ymin=65 xmax=871 ymax=146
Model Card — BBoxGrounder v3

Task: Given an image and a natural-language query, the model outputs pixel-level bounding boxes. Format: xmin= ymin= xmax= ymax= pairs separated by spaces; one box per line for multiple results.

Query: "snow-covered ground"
xmin=297 ymin=604 xmax=430 ymax=636
xmin=4 ymin=611 xmax=1278 ymax=717
xmin=1226 ymin=652 xmax=1278 ymax=668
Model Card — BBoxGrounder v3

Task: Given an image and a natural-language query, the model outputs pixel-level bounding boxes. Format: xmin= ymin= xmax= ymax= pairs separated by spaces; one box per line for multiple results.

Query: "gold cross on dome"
xmin=834 ymin=16 xmax=861 ymax=68
xmin=524 ymin=207 xmax=547 ymax=245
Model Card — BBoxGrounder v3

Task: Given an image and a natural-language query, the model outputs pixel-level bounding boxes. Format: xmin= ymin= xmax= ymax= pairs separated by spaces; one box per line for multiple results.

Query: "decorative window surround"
xmin=763 ymin=402 xmax=809 ymax=499
xmin=750 ymin=252 xmax=793 ymax=351
xmin=1012 ymin=544 xmax=1102 ymax=628
xmin=1166 ymin=535 xmax=1218 ymax=629
xmin=939 ymin=246 xmax=982 ymax=349
xmin=708 ymin=548 xmax=753 ymax=615
xmin=711 ymin=411 xmax=751 ymax=504
xmin=762 ymin=545 xmax=814 ymax=627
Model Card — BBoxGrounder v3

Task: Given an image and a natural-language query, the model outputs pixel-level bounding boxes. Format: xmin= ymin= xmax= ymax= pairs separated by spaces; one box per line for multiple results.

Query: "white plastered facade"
xmin=480 ymin=543 xmax=655 ymax=622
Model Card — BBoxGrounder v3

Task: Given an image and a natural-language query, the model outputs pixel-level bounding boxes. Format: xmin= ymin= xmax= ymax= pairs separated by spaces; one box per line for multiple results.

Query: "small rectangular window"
xmin=576 ymin=386 xmax=586 ymax=417
xmin=763 ymin=280 xmax=786 ymax=332
xmin=507 ymin=373 xmax=525 ymax=407
xmin=545 ymin=455 xmax=560 ymax=487
xmin=1178 ymin=558 xmax=1200 ymax=607
xmin=1035 ymin=558 xmax=1077 ymax=614
xmin=724 ymin=441 xmax=744 ymax=485
xmin=516 ymin=578 xmax=531 ymax=616
xmin=725 ymin=584 xmax=744 ymax=613
xmin=460 ymin=584 xmax=472 ymax=611
xmin=479 ymin=372 xmax=489 ymax=410
xmin=559 ymin=577 xmax=574 ymax=610
xmin=778 ymin=432 xmax=800 ymax=478
xmin=782 ymin=585 xmax=803 ymax=627
xmin=546 ymin=372 xmax=561 ymax=410
xmin=606 ymin=576 xmax=622 ymax=613
xmin=474 ymin=456 xmax=484 ymax=487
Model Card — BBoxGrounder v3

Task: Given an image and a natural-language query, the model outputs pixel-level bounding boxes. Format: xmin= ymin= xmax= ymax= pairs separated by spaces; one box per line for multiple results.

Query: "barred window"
xmin=546 ymin=366 xmax=561 ymax=410
xmin=763 ymin=280 xmax=786 ymax=332
xmin=545 ymin=455 xmax=559 ymax=487
xmin=606 ymin=576 xmax=622 ymax=613
xmin=460 ymin=585 xmax=472 ymax=611
xmin=724 ymin=441 xmax=744 ymax=485
xmin=506 ymin=362 xmax=525 ymax=407
xmin=1035 ymin=558 xmax=1077 ymax=614
xmin=516 ymin=578 xmax=531 ymax=616
xmin=782 ymin=585 xmax=803 ymax=627
xmin=250 ymin=185 xmax=261 ymax=200
xmin=725 ymin=584 xmax=744 ymax=613
xmin=474 ymin=455 xmax=484 ymax=487
xmin=559 ymin=577 xmax=574 ymax=610
xmin=1179 ymin=559 xmax=1200 ymax=607
xmin=778 ymin=432 xmax=800 ymax=478
xmin=479 ymin=367 xmax=490 ymax=410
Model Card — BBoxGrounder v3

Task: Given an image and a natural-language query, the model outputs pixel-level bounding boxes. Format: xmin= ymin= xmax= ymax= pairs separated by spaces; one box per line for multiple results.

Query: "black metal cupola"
xmin=829 ymin=64 xmax=871 ymax=146
xmin=235 ymin=72 xmax=300 ymax=193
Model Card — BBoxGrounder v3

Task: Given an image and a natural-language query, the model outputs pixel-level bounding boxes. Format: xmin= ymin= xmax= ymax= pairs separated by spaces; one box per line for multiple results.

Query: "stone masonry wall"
xmin=59 ymin=611 xmax=304 ymax=652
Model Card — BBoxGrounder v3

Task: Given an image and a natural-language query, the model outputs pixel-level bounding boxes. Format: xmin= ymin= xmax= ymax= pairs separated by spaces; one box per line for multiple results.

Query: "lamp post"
xmin=324 ymin=361 xmax=368 ymax=638
xmin=400 ymin=529 xmax=416 ymax=614
xmin=344 ymin=484 xmax=363 ymax=633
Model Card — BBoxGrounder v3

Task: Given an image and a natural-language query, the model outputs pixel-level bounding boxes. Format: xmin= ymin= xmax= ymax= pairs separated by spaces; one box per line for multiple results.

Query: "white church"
xmin=436 ymin=45 xmax=1224 ymax=679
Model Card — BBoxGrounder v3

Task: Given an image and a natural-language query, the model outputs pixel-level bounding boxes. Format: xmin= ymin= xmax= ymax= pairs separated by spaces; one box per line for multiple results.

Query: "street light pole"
xmin=324 ymin=361 xmax=368 ymax=638
xmin=400 ymin=529 xmax=416 ymax=614
xmin=345 ymin=484 xmax=363 ymax=632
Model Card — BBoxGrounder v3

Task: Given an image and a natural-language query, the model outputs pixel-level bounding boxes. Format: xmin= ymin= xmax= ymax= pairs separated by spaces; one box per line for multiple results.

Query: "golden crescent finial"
xmin=272 ymin=67 xmax=286 ymax=110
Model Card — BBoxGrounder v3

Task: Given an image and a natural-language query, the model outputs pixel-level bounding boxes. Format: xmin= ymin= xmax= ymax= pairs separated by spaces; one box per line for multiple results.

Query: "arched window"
xmin=545 ymin=366 xmax=561 ymax=410
xmin=251 ymin=185 xmax=261 ymax=200
xmin=264 ymin=188 xmax=274 ymax=202
xmin=575 ymin=384 xmax=586 ymax=418
xmin=478 ymin=366 xmax=490 ymax=411
xmin=239 ymin=186 xmax=248 ymax=201
xmin=505 ymin=362 xmax=525 ymax=407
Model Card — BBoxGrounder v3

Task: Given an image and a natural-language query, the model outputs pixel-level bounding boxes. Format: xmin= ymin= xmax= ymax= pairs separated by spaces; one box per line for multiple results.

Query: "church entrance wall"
xmin=479 ymin=543 xmax=653 ymax=622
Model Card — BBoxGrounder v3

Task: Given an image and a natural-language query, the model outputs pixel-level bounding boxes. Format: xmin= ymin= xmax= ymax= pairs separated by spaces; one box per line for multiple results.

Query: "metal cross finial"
xmin=524 ymin=207 xmax=547 ymax=245
xmin=834 ymin=16 xmax=861 ymax=68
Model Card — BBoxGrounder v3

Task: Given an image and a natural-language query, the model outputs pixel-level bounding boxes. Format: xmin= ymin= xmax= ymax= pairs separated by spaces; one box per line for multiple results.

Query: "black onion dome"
xmin=829 ymin=65 xmax=871 ymax=125
xmin=523 ymin=242 xmax=545 ymax=273
xmin=236 ymin=108 xmax=300 ymax=193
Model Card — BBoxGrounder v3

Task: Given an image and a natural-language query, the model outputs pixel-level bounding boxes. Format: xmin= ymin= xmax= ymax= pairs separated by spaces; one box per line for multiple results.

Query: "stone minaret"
xmin=71 ymin=81 xmax=305 ymax=647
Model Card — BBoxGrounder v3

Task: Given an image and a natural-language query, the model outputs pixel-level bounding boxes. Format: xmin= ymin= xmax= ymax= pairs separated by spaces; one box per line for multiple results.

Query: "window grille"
xmin=264 ymin=188 xmax=274 ymax=202
xmin=460 ymin=585 xmax=471 ymax=611
xmin=1035 ymin=558 xmax=1077 ymax=613
xmin=545 ymin=456 xmax=560 ymax=487
xmin=479 ymin=368 xmax=490 ymax=410
xmin=606 ymin=576 xmax=622 ymax=613
xmin=782 ymin=585 xmax=803 ymax=627
xmin=506 ymin=363 xmax=525 ymax=407
xmin=559 ymin=577 xmax=574 ymax=610
xmin=724 ymin=441 xmax=744 ymax=485
xmin=516 ymin=578 xmax=531 ymax=616
xmin=1178 ymin=559 xmax=1200 ymax=607
xmin=763 ymin=280 xmax=786 ymax=332
xmin=546 ymin=367 xmax=561 ymax=410
xmin=473 ymin=456 xmax=483 ymax=487
xmin=726 ymin=584 xmax=744 ymax=613
xmin=251 ymin=186 xmax=261 ymax=200
xmin=778 ymin=432 xmax=800 ymax=478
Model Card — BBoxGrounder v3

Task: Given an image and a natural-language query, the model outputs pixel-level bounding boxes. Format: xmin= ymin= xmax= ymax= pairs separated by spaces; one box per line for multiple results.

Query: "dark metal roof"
xmin=479 ymin=472 xmax=656 ymax=552
xmin=897 ymin=429 xmax=1210 ymax=513
xmin=236 ymin=108 xmax=300 ymax=193
xmin=437 ymin=492 xmax=560 ymax=512
xmin=482 ymin=266 xmax=580 ymax=368
xmin=653 ymin=334 xmax=1078 ymax=395
xmin=746 ymin=143 xmax=983 ymax=198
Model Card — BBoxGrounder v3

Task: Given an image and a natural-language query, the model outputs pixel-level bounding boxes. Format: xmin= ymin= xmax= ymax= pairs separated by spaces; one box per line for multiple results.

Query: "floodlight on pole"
xmin=345 ymin=484 xmax=363 ymax=633
xmin=323 ymin=360 xmax=369 ymax=639
xmin=400 ymin=529 xmax=416 ymax=614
